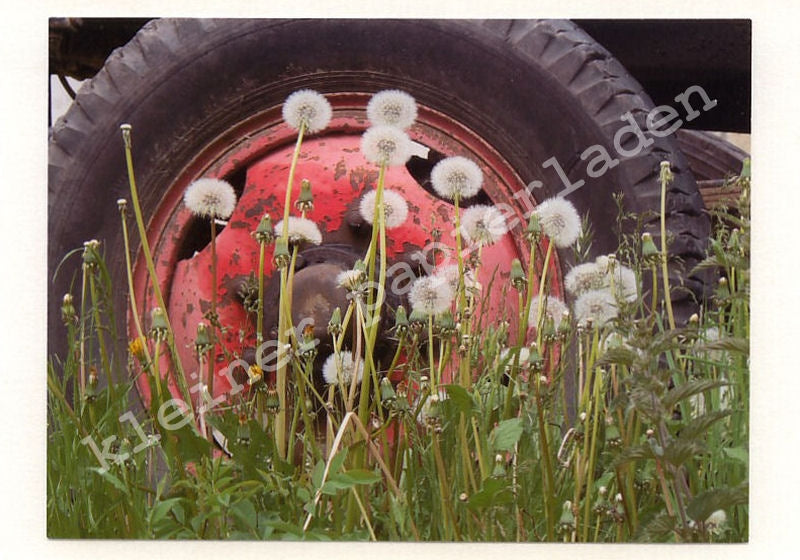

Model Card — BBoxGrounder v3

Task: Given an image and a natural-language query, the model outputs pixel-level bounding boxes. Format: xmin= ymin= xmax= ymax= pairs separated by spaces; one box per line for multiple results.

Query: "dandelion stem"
xmin=659 ymin=164 xmax=677 ymax=330
xmin=120 ymin=126 xmax=194 ymax=418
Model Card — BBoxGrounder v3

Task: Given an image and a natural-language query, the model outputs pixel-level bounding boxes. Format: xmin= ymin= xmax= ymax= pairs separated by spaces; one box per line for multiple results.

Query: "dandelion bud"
xmin=327 ymin=307 xmax=343 ymax=336
xmin=435 ymin=310 xmax=456 ymax=336
xmin=593 ymin=490 xmax=610 ymax=515
xmin=557 ymin=310 xmax=571 ymax=340
xmin=149 ymin=307 xmax=169 ymax=341
xmin=120 ymin=123 xmax=132 ymax=148
xmin=579 ymin=412 xmax=587 ymax=422
xmin=61 ymin=293 xmax=76 ymax=325
xmin=237 ymin=415 xmax=251 ymax=445
xmin=605 ymin=423 xmax=621 ymax=448
xmin=492 ymin=454 xmax=506 ymax=478
xmin=253 ymin=214 xmax=275 ymax=244
xmin=559 ymin=501 xmax=576 ymax=532
xmin=380 ymin=376 xmax=397 ymax=404
xmin=525 ymin=212 xmax=542 ymax=242
xmin=659 ymin=161 xmax=674 ymax=185
xmin=689 ymin=313 xmax=700 ymax=324
xmin=641 ymin=232 xmax=660 ymax=264
xmin=195 ymin=322 xmax=212 ymax=355
xmin=528 ymin=343 xmax=543 ymax=373
xmin=510 ymin=258 xmax=526 ymax=291
xmin=117 ymin=198 xmax=128 ymax=212
xmin=85 ymin=367 xmax=99 ymax=403
xmin=542 ymin=314 xmax=557 ymax=343
xmin=272 ymin=238 xmax=290 ymax=269
xmin=296 ymin=179 xmax=314 ymax=212
xmin=265 ymin=387 xmax=280 ymax=412
xmin=297 ymin=338 xmax=317 ymax=361
xmin=82 ymin=239 xmax=101 ymax=268
xmin=459 ymin=492 xmax=468 ymax=502
xmin=393 ymin=305 xmax=409 ymax=335
xmin=646 ymin=428 xmax=655 ymax=437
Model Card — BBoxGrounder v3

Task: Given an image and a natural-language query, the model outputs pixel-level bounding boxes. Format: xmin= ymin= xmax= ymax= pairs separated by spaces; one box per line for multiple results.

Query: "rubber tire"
xmin=49 ymin=18 xmax=711 ymax=357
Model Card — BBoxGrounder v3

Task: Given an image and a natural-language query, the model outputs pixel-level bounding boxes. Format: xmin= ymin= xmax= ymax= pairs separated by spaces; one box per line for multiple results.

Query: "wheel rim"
xmin=132 ymin=92 xmax=565 ymax=403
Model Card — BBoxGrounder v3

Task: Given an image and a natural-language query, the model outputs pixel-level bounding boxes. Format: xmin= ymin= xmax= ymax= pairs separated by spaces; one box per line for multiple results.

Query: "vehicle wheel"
xmin=49 ymin=18 xmax=711 ymax=399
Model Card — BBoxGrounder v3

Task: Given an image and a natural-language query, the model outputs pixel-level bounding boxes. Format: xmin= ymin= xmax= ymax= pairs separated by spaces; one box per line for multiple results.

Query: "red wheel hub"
xmin=132 ymin=94 xmax=563 ymax=404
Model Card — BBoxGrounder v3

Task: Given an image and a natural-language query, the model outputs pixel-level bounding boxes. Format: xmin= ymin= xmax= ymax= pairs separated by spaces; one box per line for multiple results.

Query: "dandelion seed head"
xmin=528 ymin=295 xmax=569 ymax=329
xmin=430 ymin=156 xmax=483 ymax=200
xmin=358 ymin=189 xmax=409 ymax=229
xmin=565 ymin=261 xmax=606 ymax=297
xmin=408 ymin=275 xmax=455 ymax=316
xmin=336 ymin=269 xmax=365 ymax=292
xmin=366 ymin=89 xmax=418 ymax=129
xmin=533 ymin=197 xmax=582 ymax=248
xmin=459 ymin=204 xmax=508 ymax=246
xmin=574 ymin=289 xmax=618 ymax=327
xmin=321 ymin=352 xmax=364 ymax=386
xmin=183 ymin=178 xmax=237 ymax=219
xmin=282 ymin=89 xmax=332 ymax=133
xmin=611 ymin=264 xmax=638 ymax=302
xmin=274 ymin=217 xmax=322 ymax=245
xmin=705 ymin=510 xmax=727 ymax=533
xmin=434 ymin=264 xmax=481 ymax=295
xmin=360 ymin=125 xmax=412 ymax=167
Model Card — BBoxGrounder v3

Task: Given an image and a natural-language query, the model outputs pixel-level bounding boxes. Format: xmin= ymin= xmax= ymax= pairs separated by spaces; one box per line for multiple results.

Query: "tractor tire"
xmin=48 ymin=18 xmax=711 ymax=360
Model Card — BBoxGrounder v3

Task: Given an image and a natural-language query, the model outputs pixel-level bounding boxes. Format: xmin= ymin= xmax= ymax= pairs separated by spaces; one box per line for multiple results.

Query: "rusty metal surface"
xmin=132 ymin=96 xmax=563 ymax=405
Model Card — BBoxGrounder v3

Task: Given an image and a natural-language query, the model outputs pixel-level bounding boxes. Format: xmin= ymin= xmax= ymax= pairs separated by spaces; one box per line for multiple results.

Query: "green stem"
xmin=256 ymin=241 xmax=266 ymax=345
xmin=120 ymin=126 xmax=194 ymax=417
xmin=659 ymin=166 xmax=677 ymax=331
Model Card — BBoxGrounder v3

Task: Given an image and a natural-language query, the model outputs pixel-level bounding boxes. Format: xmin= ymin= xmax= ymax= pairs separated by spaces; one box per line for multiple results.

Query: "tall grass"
xmin=48 ymin=115 xmax=749 ymax=541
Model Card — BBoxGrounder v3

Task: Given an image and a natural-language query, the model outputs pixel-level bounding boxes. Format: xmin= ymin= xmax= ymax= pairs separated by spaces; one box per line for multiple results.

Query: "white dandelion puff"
xmin=274 ymin=217 xmax=322 ymax=245
xmin=459 ymin=204 xmax=509 ymax=246
xmin=433 ymin=264 xmax=481 ymax=295
xmin=533 ymin=197 xmax=582 ymax=248
xmin=282 ymin=89 xmax=332 ymax=133
xmin=367 ymin=89 xmax=418 ymax=130
xmin=360 ymin=125 xmax=413 ymax=167
xmin=408 ymin=275 xmax=455 ymax=316
xmin=358 ymin=189 xmax=409 ymax=229
xmin=574 ymin=289 xmax=618 ymax=327
xmin=528 ymin=295 xmax=569 ymax=329
xmin=430 ymin=156 xmax=483 ymax=200
xmin=610 ymin=263 xmax=638 ymax=302
xmin=336 ymin=269 xmax=365 ymax=292
xmin=183 ymin=178 xmax=237 ymax=219
xmin=322 ymin=352 xmax=364 ymax=386
xmin=564 ymin=261 xmax=606 ymax=297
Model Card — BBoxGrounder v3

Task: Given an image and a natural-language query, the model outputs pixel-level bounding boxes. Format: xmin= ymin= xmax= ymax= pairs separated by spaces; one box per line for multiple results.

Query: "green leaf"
xmin=329 ymin=447 xmax=349 ymax=476
xmin=445 ymin=384 xmax=477 ymax=415
xmin=88 ymin=467 xmax=129 ymax=497
xmin=722 ymin=446 xmax=748 ymax=465
xmin=662 ymin=439 xmax=706 ymax=467
xmin=467 ymin=478 xmax=513 ymax=510
xmin=489 ymin=418 xmax=523 ymax=452
xmin=687 ymin=485 xmax=749 ymax=523
xmin=663 ymin=379 xmax=730 ymax=411
xmin=699 ymin=337 xmax=749 ymax=357
xmin=230 ymin=498 xmax=257 ymax=531
xmin=321 ymin=479 xmax=352 ymax=495
xmin=148 ymin=497 xmax=184 ymax=527
xmin=340 ymin=469 xmax=382 ymax=484
xmin=613 ymin=443 xmax=654 ymax=467
xmin=680 ymin=410 xmax=732 ymax=440
xmin=311 ymin=459 xmax=325 ymax=490
xmin=638 ymin=512 xmax=677 ymax=542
